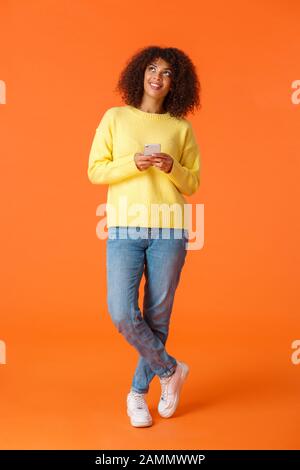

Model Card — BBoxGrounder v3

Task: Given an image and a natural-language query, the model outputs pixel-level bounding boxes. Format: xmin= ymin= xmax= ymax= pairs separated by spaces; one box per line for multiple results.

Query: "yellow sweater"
xmin=87 ymin=105 xmax=201 ymax=229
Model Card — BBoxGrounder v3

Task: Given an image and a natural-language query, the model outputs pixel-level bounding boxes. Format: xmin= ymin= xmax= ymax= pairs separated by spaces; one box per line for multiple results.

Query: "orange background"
xmin=1 ymin=0 xmax=300 ymax=450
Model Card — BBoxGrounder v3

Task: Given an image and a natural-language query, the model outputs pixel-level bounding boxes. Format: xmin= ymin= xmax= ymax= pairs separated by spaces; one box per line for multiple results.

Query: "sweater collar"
xmin=126 ymin=105 xmax=172 ymax=120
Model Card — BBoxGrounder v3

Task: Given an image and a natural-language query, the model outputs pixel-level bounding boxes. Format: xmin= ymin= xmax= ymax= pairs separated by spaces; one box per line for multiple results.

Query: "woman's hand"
xmin=150 ymin=153 xmax=174 ymax=173
xmin=134 ymin=152 xmax=154 ymax=171
xmin=134 ymin=152 xmax=174 ymax=173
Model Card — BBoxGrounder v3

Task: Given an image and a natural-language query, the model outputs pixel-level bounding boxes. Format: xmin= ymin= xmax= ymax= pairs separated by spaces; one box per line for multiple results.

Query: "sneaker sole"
xmin=127 ymin=408 xmax=153 ymax=427
xmin=158 ymin=362 xmax=189 ymax=418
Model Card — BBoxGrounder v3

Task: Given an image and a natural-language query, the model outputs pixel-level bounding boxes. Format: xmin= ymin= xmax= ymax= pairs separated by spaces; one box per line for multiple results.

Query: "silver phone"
xmin=144 ymin=143 xmax=161 ymax=155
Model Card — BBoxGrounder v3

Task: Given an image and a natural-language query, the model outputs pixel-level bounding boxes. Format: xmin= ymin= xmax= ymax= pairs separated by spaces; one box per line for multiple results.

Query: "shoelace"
xmin=160 ymin=375 xmax=172 ymax=401
xmin=131 ymin=392 xmax=147 ymax=410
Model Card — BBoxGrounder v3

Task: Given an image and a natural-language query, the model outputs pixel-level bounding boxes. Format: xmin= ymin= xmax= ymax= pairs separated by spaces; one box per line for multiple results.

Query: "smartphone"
xmin=144 ymin=143 xmax=161 ymax=155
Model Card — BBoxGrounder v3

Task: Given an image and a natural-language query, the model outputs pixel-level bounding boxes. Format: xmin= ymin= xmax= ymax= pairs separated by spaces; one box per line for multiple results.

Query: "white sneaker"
xmin=158 ymin=361 xmax=189 ymax=418
xmin=126 ymin=390 xmax=153 ymax=427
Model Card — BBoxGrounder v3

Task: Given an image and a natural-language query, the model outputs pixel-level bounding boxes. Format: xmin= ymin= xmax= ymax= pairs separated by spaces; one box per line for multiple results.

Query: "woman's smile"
xmin=149 ymin=82 xmax=163 ymax=91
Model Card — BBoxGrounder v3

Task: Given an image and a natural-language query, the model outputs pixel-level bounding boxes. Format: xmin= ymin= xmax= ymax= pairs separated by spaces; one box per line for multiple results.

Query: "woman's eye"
xmin=148 ymin=66 xmax=171 ymax=76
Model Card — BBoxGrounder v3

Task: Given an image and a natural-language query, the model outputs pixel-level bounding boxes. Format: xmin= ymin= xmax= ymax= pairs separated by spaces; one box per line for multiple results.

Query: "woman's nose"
xmin=153 ymin=73 xmax=162 ymax=81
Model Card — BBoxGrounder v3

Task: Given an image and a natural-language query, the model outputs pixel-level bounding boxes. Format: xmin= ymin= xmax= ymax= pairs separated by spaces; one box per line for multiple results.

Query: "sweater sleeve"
xmin=166 ymin=122 xmax=201 ymax=196
xmin=87 ymin=109 xmax=141 ymax=185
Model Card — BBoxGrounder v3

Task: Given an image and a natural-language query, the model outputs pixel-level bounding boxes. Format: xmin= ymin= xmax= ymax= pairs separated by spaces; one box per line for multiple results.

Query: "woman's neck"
xmin=138 ymin=97 xmax=165 ymax=114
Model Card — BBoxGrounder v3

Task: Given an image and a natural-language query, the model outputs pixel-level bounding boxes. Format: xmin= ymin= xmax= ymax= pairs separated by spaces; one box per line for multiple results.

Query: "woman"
xmin=87 ymin=45 xmax=201 ymax=427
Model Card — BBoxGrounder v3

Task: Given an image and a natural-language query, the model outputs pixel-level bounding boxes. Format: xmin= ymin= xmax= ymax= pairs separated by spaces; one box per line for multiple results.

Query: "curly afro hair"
xmin=114 ymin=45 xmax=201 ymax=120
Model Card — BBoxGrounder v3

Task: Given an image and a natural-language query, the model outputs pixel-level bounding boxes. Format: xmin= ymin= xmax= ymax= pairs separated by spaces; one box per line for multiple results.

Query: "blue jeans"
xmin=106 ymin=226 xmax=188 ymax=394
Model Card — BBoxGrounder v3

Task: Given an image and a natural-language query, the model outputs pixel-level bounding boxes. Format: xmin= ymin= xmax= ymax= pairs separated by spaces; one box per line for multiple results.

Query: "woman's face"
xmin=143 ymin=57 xmax=173 ymax=101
